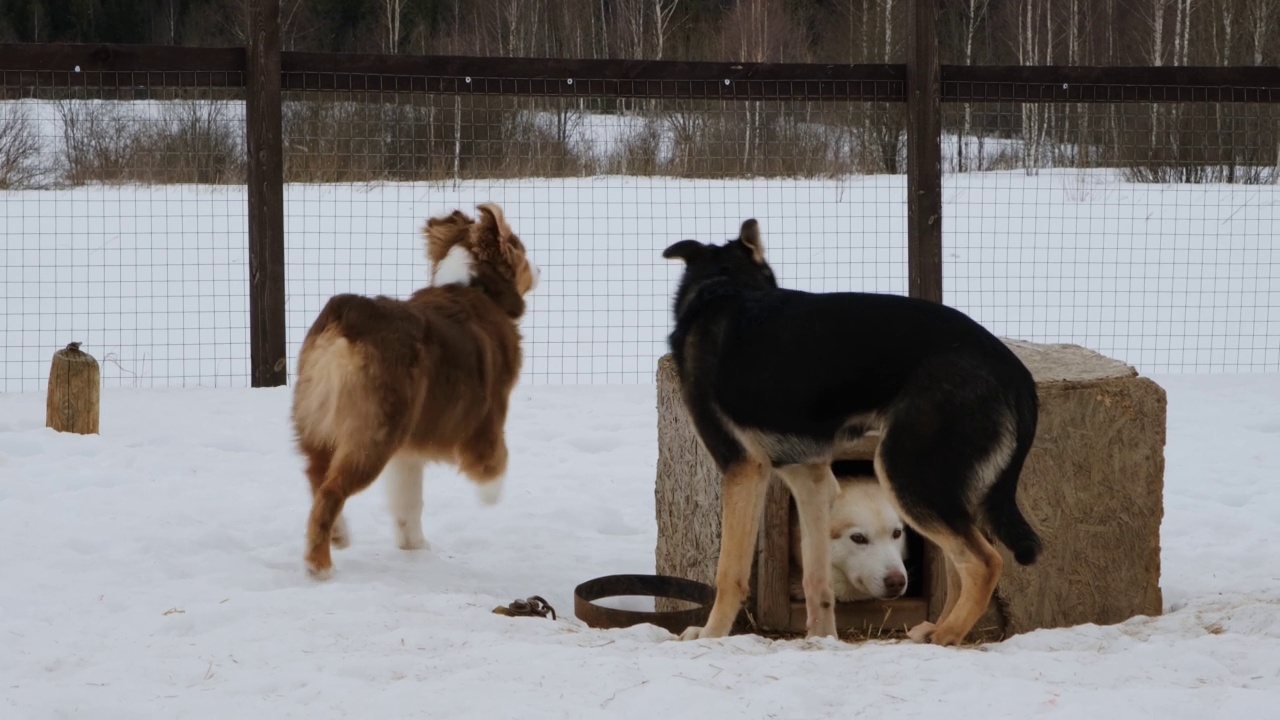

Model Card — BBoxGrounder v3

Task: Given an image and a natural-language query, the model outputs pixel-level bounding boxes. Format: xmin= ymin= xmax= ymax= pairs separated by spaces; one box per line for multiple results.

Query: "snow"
xmin=2 ymin=373 xmax=1280 ymax=718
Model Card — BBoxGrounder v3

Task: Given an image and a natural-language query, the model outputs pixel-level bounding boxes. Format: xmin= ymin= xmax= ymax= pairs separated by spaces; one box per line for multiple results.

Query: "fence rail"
xmin=6 ymin=45 xmax=1280 ymax=98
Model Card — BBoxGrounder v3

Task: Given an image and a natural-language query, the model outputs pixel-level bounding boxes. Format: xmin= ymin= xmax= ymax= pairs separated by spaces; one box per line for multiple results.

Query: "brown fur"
xmin=291 ymin=203 xmax=538 ymax=579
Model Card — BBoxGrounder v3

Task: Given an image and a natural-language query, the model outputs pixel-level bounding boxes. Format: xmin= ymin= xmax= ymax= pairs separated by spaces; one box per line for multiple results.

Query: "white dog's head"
xmin=827 ymin=476 xmax=909 ymax=601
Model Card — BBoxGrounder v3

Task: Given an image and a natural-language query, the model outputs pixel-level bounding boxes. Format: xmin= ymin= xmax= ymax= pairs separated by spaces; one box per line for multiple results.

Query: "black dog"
xmin=663 ymin=219 xmax=1041 ymax=646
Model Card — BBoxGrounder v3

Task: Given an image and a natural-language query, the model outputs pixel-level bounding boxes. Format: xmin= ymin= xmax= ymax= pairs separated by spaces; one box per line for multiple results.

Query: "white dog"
xmin=789 ymin=470 xmax=909 ymax=602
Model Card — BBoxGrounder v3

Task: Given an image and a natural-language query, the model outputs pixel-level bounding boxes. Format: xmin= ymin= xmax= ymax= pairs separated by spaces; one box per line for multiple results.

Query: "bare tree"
xmin=381 ymin=0 xmax=406 ymax=53
xmin=162 ymin=0 xmax=182 ymax=44
xmin=612 ymin=0 xmax=646 ymax=59
xmin=1144 ymin=0 xmax=1174 ymax=65
xmin=0 ymin=105 xmax=42 ymax=189
xmin=653 ymin=0 xmax=681 ymax=60
xmin=957 ymin=0 xmax=992 ymax=173
xmin=1012 ymin=0 xmax=1052 ymax=174
xmin=204 ymin=0 xmax=314 ymax=50
xmin=714 ymin=0 xmax=811 ymax=172
xmin=1244 ymin=0 xmax=1278 ymax=64
xmin=1213 ymin=0 xmax=1236 ymax=65
xmin=717 ymin=0 xmax=806 ymax=63
xmin=1172 ymin=0 xmax=1195 ymax=66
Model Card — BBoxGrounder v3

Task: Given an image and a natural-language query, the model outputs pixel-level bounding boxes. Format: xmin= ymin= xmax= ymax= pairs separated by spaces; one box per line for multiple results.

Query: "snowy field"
xmin=3 ymin=169 xmax=1278 ymax=391
xmin=1 ymin=372 xmax=1279 ymax=718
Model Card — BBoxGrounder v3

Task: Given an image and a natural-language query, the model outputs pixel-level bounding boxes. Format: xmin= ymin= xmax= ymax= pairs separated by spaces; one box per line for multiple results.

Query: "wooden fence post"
xmin=246 ymin=0 xmax=287 ymax=387
xmin=906 ymin=0 xmax=943 ymax=304
xmin=46 ymin=342 xmax=100 ymax=434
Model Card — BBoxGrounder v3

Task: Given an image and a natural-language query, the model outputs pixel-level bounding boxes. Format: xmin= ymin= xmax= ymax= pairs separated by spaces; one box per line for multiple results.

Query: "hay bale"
xmin=956 ymin=340 xmax=1167 ymax=637
xmin=654 ymin=354 xmax=722 ymax=612
xmin=655 ymin=340 xmax=1167 ymax=638
xmin=46 ymin=342 xmax=101 ymax=435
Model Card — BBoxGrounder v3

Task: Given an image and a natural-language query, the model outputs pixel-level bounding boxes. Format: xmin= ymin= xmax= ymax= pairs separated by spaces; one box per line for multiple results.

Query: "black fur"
xmin=664 ymin=220 xmax=1042 ymax=566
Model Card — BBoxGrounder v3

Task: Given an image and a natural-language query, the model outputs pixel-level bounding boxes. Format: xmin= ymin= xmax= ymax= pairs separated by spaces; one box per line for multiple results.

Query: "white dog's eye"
xmin=892 ymin=528 xmax=903 ymax=540
xmin=850 ymin=533 xmax=868 ymax=545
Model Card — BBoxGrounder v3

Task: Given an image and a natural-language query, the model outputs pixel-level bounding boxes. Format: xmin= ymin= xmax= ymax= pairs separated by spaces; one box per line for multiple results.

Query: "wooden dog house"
xmin=655 ymin=339 xmax=1167 ymax=640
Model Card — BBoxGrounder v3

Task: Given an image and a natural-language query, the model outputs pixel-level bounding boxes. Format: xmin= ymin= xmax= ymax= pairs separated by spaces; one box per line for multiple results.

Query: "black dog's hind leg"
xmin=871 ymin=415 xmax=1008 ymax=647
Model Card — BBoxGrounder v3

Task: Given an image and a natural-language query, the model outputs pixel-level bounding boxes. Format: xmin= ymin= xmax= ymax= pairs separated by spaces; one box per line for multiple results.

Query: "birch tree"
xmin=1244 ymin=0 xmax=1278 ymax=64
xmin=957 ymin=0 xmax=992 ymax=173
xmin=1014 ymin=0 xmax=1052 ymax=175
xmin=380 ymin=0 xmax=405 ymax=53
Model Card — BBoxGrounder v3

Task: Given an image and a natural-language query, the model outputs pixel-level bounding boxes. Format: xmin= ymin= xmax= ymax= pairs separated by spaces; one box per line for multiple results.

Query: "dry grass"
xmin=57 ymin=100 xmax=138 ymax=186
xmin=55 ymin=98 xmax=244 ymax=186
xmin=0 ymin=103 xmax=42 ymax=189
xmin=16 ymin=94 xmax=1280 ymax=187
xmin=606 ymin=103 xmax=889 ymax=179
xmin=282 ymin=95 xmax=586 ymax=183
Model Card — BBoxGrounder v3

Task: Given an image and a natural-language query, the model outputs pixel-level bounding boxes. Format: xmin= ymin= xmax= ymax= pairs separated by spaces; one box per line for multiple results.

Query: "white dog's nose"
xmin=883 ymin=571 xmax=907 ymax=597
xmin=530 ymin=263 xmax=541 ymax=291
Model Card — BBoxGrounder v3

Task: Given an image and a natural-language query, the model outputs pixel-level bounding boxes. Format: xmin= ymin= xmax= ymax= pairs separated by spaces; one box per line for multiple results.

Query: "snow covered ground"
xmin=2 ymin=372 xmax=1279 ymax=718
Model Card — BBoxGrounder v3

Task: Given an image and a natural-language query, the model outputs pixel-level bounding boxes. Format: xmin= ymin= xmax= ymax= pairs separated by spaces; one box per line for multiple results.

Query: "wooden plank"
xmin=0 ymin=69 xmax=244 ymax=89
xmin=3 ymin=44 xmax=1278 ymax=102
xmin=788 ymin=598 xmax=930 ymax=636
xmin=753 ymin=478 xmax=793 ymax=632
xmin=906 ymin=0 xmax=943 ymax=303
xmin=832 ymin=434 xmax=879 ymax=461
xmin=245 ymin=2 xmax=287 ymax=388
xmin=943 ymin=65 xmax=1280 ymax=103
xmin=0 ymin=43 xmax=244 ymax=72
xmin=282 ymin=51 xmax=904 ymax=83
xmin=279 ymin=73 xmax=904 ymax=101
xmin=0 ymin=43 xmax=245 ymax=89
xmin=281 ymin=51 xmax=906 ymax=101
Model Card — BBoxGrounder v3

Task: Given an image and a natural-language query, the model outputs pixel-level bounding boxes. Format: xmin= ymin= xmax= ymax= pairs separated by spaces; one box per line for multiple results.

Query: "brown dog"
xmin=291 ymin=203 xmax=539 ymax=579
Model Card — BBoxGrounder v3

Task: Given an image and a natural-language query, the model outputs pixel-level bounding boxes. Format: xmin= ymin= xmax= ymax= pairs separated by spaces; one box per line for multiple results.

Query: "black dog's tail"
xmin=984 ymin=395 xmax=1042 ymax=566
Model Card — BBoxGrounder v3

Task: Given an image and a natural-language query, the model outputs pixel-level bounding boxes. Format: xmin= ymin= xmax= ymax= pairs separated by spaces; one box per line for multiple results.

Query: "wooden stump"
xmin=46 ymin=342 xmax=101 ymax=435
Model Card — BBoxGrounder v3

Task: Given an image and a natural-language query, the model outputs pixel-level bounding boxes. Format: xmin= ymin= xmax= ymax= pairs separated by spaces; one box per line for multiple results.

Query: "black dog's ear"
xmin=738 ymin=219 xmax=765 ymax=265
xmin=663 ymin=239 xmax=708 ymax=264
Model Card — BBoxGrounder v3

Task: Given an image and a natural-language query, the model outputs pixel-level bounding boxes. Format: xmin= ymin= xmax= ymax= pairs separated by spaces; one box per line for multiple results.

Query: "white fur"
xmin=475 ymin=476 xmax=504 ymax=505
xmin=828 ymin=479 xmax=909 ymax=600
xmin=791 ymin=476 xmax=909 ymax=602
xmin=331 ymin=514 xmax=351 ymax=549
xmin=529 ymin=262 xmax=541 ymax=292
xmin=432 ymin=244 xmax=475 ymax=287
xmin=385 ymin=454 xmax=428 ymax=550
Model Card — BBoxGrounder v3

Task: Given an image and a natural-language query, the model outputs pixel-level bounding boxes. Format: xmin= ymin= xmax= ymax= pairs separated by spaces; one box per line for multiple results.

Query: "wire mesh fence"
xmin=278 ymin=79 xmax=908 ymax=385
xmin=941 ymin=89 xmax=1280 ymax=373
xmin=1 ymin=67 xmax=908 ymax=391
xmin=1 ymin=81 xmax=250 ymax=392
xmin=3 ymin=55 xmax=1279 ymax=392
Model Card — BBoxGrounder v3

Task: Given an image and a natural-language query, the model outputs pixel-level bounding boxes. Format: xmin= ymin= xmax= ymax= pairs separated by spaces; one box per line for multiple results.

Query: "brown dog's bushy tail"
xmin=422 ymin=209 xmax=472 ymax=268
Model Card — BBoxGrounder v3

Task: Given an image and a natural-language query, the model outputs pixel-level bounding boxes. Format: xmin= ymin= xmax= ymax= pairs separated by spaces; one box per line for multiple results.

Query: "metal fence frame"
xmin=3 ymin=0 xmax=1278 ymax=387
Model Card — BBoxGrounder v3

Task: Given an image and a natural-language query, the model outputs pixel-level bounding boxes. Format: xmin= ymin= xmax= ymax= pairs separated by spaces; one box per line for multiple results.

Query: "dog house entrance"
xmin=750 ymin=438 xmax=934 ymax=636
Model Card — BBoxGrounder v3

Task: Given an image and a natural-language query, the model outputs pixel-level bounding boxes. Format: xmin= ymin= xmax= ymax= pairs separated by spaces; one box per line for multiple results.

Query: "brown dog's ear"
xmin=738 ymin=219 xmax=765 ymax=265
xmin=474 ymin=202 xmax=513 ymax=249
xmin=663 ymin=239 xmax=708 ymax=265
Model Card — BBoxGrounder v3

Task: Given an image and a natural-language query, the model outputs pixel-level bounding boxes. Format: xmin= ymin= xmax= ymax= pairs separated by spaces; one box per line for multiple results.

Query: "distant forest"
xmin=2 ymin=0 xmax=1278 ymax=67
